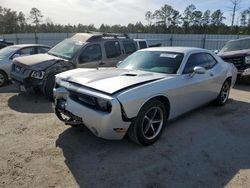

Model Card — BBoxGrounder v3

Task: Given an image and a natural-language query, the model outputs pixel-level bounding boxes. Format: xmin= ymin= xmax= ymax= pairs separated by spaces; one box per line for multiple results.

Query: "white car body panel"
xmin=56 ymin=68 xmax=168 ymax=94
xmin=53 ymin=47 xmax=237 ymax=140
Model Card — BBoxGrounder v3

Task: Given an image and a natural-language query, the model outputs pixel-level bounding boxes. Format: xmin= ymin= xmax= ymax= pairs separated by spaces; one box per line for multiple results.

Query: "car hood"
xmin=14 ymin=53 xmax=64 ymax=70
xmin=56 ymin=68 xmax=170 ymax=94
xmin=218 ymin=49 xmax=250 ymax=58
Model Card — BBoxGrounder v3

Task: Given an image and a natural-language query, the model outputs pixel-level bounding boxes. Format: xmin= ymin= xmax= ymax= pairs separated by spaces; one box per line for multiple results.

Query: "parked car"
xmin=217 ymin=37 xmax=250 ymax=77
xmin=11 ymin=33 xmax=137 ymax=98
xmin=53 ymin=47 xmax=237 ymax=146
xmin=0 ymin=44 xmax=50 ymax=86
xmin=0 ymin=39 xmax=14 ymax=49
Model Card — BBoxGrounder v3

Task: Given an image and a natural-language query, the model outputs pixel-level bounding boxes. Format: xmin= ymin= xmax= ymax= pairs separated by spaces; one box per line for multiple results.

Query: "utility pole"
xmin=229 ymin=0 xmax=242 ymax=27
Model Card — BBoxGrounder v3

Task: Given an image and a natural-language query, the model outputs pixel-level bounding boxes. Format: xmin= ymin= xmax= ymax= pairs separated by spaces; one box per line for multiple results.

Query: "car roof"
xmin=134 ymin=39 xmax=147 ymax=42
xmin=140 ymin=46 xmax=209 ymax=54
xmin=70 ymin=33 xmax=131 ymax=42
xmin=7 ymin=44 xmax=50 ymax=48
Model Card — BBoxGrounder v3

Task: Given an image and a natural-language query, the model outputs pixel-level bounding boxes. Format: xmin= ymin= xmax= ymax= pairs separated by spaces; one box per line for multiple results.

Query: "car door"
xmin=102 ymin=40 xmax=124 ymax=67
xmin=171 ymin=53 xmax=219 ymax=116
xmin=76 ymin=44 xmax=103 ymax=68
xmin=122 ymin=40 xmax=137 ymax=56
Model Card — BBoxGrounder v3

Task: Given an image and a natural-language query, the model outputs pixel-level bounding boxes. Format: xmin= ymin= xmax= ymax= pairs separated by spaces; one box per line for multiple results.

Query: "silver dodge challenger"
xmin=53 ymin=47 xmax=237 ymax=146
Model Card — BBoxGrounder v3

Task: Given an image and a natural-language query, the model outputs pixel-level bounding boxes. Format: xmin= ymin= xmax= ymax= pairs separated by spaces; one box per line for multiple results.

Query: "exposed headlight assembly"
xmin=31 ymin=71 xmax=45 ymax=79
xmin=96 ymin=98 xmax=112 ymax=112
xmin=245 ymin=55 xmax=250 ymax=64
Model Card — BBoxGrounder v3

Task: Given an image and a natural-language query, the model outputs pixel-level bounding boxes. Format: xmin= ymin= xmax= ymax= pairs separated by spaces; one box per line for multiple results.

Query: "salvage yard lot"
xmin=0 ymin=80 xmax=250 ymax=188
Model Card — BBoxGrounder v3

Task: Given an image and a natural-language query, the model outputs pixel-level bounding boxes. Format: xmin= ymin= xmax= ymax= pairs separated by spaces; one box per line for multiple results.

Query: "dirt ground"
xmin=0 ymin=80 xmax=250 ymax=188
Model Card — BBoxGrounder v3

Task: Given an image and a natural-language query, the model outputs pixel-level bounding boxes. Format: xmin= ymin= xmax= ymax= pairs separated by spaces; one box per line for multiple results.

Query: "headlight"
xmin=96 ymin=98 xmax=112 ymax=112
xmin=245 ymin=56 xmax=250 ymax=64
xmin=31 ymin=71 xmax=45 ymax=79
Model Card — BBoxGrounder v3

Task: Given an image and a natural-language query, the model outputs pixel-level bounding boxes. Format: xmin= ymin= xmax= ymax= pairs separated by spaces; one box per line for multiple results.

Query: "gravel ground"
xmin=0 ymin=80 xmax=250 ymax=188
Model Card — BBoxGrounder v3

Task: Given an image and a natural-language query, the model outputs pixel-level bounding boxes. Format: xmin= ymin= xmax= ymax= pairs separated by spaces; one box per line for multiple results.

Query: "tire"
xmin=0 ymin=70 xmax=8 ymax=87
xmin=43 ymin=74 xmax=56 ymax=100
xmin=128 ymin=99 xmax=167 ymax=146
xmin=245 ymin=76 xmax=250 ymax=84
xmin=215 ymin=79 xmax=231 ymax=106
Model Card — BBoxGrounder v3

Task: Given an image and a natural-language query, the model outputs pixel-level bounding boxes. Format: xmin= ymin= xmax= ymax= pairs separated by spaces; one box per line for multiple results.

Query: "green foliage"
xmin=0 ymin=5 xmax=250 ymax=35
xmin=29 ymin=8 xmax=43 ymax=27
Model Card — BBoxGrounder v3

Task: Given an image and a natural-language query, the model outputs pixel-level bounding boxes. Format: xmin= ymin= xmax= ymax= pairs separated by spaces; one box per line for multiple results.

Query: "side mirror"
xmin=193 ymin=66 xmax=206 ymax=74
xmin=214 ymin=50 xmax=219 ymax=54
xmin=12 ymin=53 xmax=20 ymax=59
xmin=116 ymin=61 xmax=122 ymax=67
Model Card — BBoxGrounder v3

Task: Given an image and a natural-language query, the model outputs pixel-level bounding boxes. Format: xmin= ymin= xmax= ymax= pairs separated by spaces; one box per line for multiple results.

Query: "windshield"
xmin=220 ymin=38 xmax=250 ymax=53
xmin=0 ymin=46 xmax=19 ymax=59
xmin=48 ymin=39 xmax=84 ymax=60
xmin=118 ymin=51 xmax=184 ymax=74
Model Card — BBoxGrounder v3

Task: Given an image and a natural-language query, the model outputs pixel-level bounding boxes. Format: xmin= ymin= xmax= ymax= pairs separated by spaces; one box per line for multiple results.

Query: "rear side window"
xmin=79 ymin=44 xmax=102 ymax=63
xmin=203 ymin=53 xmax=217 ymax=69
xmin=139 ymin=41 xmax=147 ymax=49
xmin=37 ymin=47 xmax=50 ymax=53
xmin=18 ymin=47 xmax=35 ymax=55
xmin=104 ymin=41 xmax=121 ymax=58
xmin=183 ymin=53 xmax=217 ymax=74
xmin=123 ymin=41 xmax=137 ymax=54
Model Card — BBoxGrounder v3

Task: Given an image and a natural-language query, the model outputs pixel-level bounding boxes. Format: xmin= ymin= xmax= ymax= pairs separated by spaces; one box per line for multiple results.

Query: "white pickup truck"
xmin=134 ymin=39 xmax=162 ymax=50
xmin=133 ymin=39 xmax=149 ymax=49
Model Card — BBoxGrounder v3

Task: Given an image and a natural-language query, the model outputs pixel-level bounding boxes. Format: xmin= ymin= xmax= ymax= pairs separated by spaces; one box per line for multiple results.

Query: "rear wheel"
xmin=215 ymin=80 xmax=231 ymax=106
xmin=128 ymin=99 xmax=167 ymax=146
xmin=0 ymin=70 xmax=8 ymax=87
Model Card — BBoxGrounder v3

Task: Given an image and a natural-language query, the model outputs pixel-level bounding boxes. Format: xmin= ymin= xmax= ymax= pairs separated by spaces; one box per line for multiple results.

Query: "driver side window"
xmin=79 ymin=44 xmax=102 ymax=63
xmin=18 ymin=47 xmax=35 ymax=56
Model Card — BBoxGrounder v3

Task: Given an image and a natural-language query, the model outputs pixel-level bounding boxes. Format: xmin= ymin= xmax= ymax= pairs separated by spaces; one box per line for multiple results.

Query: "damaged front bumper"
xmin=53 ymin=87 xmax=131 ymax=140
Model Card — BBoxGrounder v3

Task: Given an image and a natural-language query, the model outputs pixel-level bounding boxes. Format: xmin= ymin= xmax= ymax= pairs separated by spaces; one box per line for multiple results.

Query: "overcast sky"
xmin=2 ymin=0 xmax=250 ymax=26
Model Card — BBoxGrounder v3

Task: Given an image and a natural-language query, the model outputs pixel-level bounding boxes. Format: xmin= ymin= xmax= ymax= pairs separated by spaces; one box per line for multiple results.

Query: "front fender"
xmin=44 ymin=60 xmax=75 ymax=77
xmin=115 ymin=81 xmax=171 ymax=119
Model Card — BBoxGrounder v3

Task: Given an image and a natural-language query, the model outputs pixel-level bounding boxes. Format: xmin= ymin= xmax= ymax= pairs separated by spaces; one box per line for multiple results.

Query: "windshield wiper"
xmin=48 ymin=52 xmax=60 ymax=58
xmin=48 ymin=52 xmax=68 ymax=59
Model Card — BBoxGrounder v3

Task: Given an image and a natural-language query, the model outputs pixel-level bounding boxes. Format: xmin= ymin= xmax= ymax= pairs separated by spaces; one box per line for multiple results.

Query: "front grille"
xmin=222 ymin=56 xmax=244 ymax=68
xmin=12 ymin=64 xmax=27 ymax=74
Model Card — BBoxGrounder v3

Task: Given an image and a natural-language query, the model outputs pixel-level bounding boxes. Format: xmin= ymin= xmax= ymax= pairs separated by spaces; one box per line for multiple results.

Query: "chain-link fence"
xmin=1 ymin=33 xmax=250 ymax=50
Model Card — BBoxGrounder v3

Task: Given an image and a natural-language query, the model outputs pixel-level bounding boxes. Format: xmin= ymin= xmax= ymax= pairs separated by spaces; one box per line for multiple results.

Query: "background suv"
xmin=218 ymin=37 xmax=250 ymax=78
xmin=11 ymin=33 xmax=137 ymax=98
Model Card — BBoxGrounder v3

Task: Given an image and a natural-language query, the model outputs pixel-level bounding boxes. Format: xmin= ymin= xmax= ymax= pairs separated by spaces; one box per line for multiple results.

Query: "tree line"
xmin=0 ymin=4 xmax=250 ymax=35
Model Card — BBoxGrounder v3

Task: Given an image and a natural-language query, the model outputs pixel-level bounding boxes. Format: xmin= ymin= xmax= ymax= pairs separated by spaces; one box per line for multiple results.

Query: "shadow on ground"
xmin=8 ymin=92 xmax=53 ymax=113
xmin=0 ymin=82 xmax=19 ymax=93
xmin=234 ymin=78 xmax=250 ymax=92
xmin=0 ymin=83 xmax=53 ymax=113
xmin=56 ymin=99 xmax=250 ymax=188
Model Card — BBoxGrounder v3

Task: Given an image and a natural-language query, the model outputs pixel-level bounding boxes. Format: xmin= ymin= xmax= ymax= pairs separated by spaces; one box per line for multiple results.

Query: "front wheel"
xmin=43 ymin=74 xmax=56 ymax=100
xmin=215 ymin=80 xmax=231 ymax=106
xmin=128 ymin=99 xmax=167 ymax=146
xmin=0 ymin=71 xmax=8 ymax=87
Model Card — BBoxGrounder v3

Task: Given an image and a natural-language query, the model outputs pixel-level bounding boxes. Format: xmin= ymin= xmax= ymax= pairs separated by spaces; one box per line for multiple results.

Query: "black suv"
xmin=218 ymin=37 xmax=250 ymax=77
xmin=0 ymin=39 xmax=14 ymax=49
xmin=11 ymin=33 xmax=137 ymax=98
